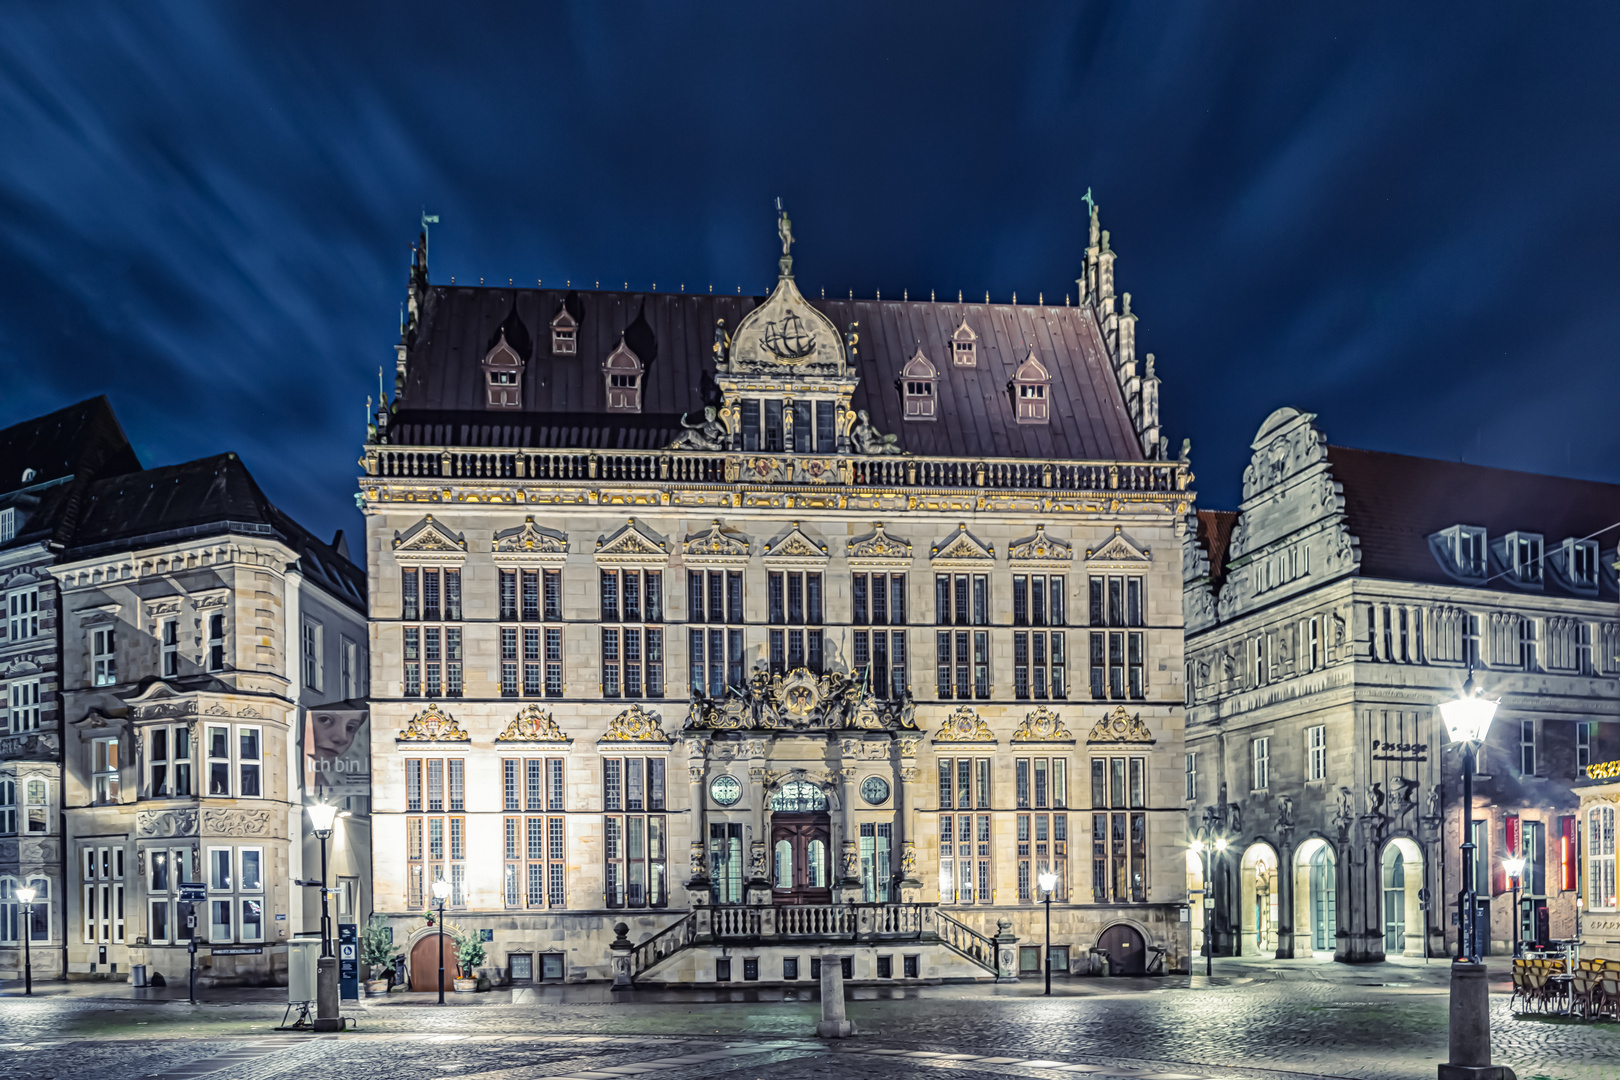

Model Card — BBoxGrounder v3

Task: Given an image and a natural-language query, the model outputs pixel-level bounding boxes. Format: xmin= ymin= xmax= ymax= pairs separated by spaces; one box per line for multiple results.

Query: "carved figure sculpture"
xmin=850 ymin=410 xmax=901 ymax=455
xmin=669 ymin=406 xmax=727 ymax=451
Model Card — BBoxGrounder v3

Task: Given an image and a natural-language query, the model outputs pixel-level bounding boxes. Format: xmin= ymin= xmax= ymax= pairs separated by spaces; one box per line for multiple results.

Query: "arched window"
xmin=901 ymin=348 xmax=938 ymax=420
xmin=951 ymin=316 xmax=978 ymax=367
xmin=770 ymin=780 xmax=828 ymax=812
xmin=603 ymin=337 xmax=644 ymax=414
xmin=550 ymin=306 xmax=578 ymax=355
xmin=0 ymin=779 xmax=14 ymax=834
xmin=1013 ymin=350 xmax=1050 ymax=424
xmin=481 ymin=331 xmax=523 ymax=410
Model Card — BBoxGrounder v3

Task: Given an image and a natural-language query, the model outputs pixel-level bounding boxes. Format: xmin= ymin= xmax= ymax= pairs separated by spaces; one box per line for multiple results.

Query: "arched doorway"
xmin=771 ymin=780 xmax=831 ymax=905
xmin=1381 ymin=837 xmax=1425 ymax=957
xmin=1292 ymin=838 xmax=1338 ymax=955
xmin=1240 ymin=843 xmax=1279 ymax=956
xmin=1186 ymin=848 xmax=1206 ymax=958
xmin=408 ymin=931 xmax=461 ymax=991
xmin=1097 ymin=923 xmax=1147 ymax=975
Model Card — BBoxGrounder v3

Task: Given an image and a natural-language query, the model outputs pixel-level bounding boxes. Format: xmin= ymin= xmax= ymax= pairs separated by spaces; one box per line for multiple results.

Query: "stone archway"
xmin=1379 ymin=836 xmax=1425 ymax=957
xmin=408 ymin=929 xmax=461 ymax=991
xmin=1292 ymin=837 xmax=1338 ymax=955
xmin=1096 ymin=921 xmax=1148 ymax=975
xmin=1239 ymin=842 xmax=1280 ymax=956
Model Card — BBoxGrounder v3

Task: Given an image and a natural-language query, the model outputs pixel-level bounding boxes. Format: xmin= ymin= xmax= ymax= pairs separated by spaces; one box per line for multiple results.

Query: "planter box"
xmin=453 ymin=977 xmax=478 ymax=993
xmin=365 ymin=979 xmax=388 ymax=997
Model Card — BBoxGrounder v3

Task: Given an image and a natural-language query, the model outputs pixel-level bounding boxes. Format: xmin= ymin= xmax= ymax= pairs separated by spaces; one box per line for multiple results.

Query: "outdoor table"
xmin=1548 ymin=973 xmax=1574 ymax=1014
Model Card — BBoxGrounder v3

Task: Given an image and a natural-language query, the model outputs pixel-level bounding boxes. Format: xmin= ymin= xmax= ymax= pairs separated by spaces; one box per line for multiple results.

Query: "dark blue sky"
xmin=5 ymin=2 xmax=1620 ymax=556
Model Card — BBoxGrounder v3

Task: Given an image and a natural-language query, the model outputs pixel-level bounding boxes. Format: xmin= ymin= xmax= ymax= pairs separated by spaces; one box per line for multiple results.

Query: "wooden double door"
xmin=409 ymin=931 xmax=462 ymax=991
xmin=771 ymin=812 xmax=831 ymax=905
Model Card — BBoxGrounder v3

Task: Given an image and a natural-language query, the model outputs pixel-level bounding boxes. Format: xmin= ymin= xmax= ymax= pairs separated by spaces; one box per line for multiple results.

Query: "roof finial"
xmin=776 ymin=196 xmax=794 ymax=279
xmin=985 ymin=291 xmax=990 ymax=303
xmin=420 ymin=210 xmax=439 ymax=273
xmin=959 ymin=290 xmax=963 ymax=302
xmin=1081 ymin=187 xmax=1095 ymax=216
xmin=931 ymin=289 xmax=935 ymax=301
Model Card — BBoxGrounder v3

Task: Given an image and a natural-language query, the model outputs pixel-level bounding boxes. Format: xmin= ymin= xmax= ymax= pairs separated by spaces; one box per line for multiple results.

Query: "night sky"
xmin=5 ymin=3 xmax=1620 ymax=561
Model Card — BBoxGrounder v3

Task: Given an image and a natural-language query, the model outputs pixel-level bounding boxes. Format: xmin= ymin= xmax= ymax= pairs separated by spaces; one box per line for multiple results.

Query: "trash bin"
xmin=132 ymin=964 xmax=148 ymax=987
xmin=287 ymin=938 xmax=319 ymax=1004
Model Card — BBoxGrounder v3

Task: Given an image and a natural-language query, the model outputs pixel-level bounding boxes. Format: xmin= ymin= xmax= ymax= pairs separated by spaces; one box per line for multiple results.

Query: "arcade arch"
xmin=1292 ymin=837 xmax=1338 ymax=955
xmin=1380 ymin=836 xmax=1425 ymax=957
xmin=1239 ymin=842 xmax=1280 ymax=956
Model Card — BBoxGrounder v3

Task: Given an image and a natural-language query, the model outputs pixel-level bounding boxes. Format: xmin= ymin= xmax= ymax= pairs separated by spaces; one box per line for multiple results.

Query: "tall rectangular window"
xmin=768 ymin=571 xmax=823 ymax=676
xmin=502 ymin=764 xmax=567 ymax=909
xmin=302 ymin=618 xmax=324 ymax=690
xmin=92 ymin=627 xmax=117 ymax=687
xmin=935 ymin=573 xmax=989 ymax=626
xmin=161 ymin=619 xmax=180 ymax=679
xmin=405 ymin=564 xmax=462 ymax=697
xmin=602 ymin=570 xmax=662 ymax=698
xmin=605 ymin=758 xmax=667 ymax=909
xmin=1307 ymin=725 xmax=1326 ymax=781
xmin=92 ymin=737 xmax=120 ymax=804
xmin=8 ymin=588 xmax=39 ymax=641
xmin=689 ymin=570 xmax=744 ymax=697
xmin=1185 ymin=752 xmax=1196 ymax=802
xmin=1520 ymin=719 xmax=1537 ymax=777
xmin=853 ymin=572 xmax=907 ymax=698
xmin=1252 ymin=737 xmax=1270 ymax=791
xmin=209 ymin=614 xmax=228 ymax=673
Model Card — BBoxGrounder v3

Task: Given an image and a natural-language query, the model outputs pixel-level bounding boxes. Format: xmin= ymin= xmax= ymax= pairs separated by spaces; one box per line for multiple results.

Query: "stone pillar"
xmin=837 ymin=764 xmax=861 ymax=897
xmin=610 ymin=922 xmax=633 ymax=988
xmin=1274 ymin=839 xmax=1296 ymax=959
xmin=993 ymin=917 xmax=1019 ymax=983
xmin=816 ymin=956 xmax=854 ymax=1038
xmin=1439 ymin=962 xmax=1513 ymax=1080
xmin=314 ymin=955 xmax=341 ymax=1031
xmin=897 ymin=738 xmax=921 ymax=901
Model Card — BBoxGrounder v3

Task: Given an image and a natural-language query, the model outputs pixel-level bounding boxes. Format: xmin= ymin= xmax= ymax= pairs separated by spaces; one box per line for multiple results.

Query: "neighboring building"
xmin=1575 ymin=758 xmax=1619 ymax=953
xmin=362 ymin=202 xmax=1197 ymax=987
xmin=1 ymin=398 xmax=142 ymax=982
xmin=1183 ymin=407 xmax=1620 ymax=963
xmin=50 ymin=451 xmax=368 ymax=984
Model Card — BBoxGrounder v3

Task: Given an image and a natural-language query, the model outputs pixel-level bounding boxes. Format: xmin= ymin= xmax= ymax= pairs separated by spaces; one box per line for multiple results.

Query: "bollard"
xmin=314 ymin=956 xmax=342 ymax=1032
xmin=816 ymin=957 xmax=854 ymax=1038
xmin=1438 ymin=962 xmax=1514 ymax=1080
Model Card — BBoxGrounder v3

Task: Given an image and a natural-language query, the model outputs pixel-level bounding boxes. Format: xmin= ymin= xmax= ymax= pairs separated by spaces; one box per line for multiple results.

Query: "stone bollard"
xmin=610 ymin=922 xmax=633 ymax=989
xmin=1438 ymin=962 xmax=1515 ymax=1080
xmin=816 ymin=957 xmax=854 ymax=1038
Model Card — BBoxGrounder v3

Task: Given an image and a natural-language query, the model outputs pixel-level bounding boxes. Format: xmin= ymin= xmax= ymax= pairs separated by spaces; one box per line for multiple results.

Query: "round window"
xmin=710 ymin=775 xmax=742 ymax=806
xmin=860 ymin=776 xmax=891 ymax=805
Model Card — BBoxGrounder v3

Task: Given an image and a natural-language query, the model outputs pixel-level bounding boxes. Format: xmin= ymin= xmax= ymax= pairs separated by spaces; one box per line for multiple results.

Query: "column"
xmin=896 ymin=737 xmax=921 ymax=901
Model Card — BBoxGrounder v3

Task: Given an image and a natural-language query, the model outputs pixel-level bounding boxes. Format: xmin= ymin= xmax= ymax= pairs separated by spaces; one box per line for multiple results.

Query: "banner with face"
xmin=305 ymin=709 xmax=370 ymax=797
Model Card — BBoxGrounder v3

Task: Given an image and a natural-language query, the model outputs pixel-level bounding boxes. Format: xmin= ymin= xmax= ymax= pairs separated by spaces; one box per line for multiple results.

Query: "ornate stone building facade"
xmin=1184 ymin=408 xmax=1620 ymax=963
xmin=1 ymin=398 xmax=141 ymax=982
xmin=363 ymin=204 xmax=1196 ymax=985
xmin=51 ymin=452 xmax=367 ymax=984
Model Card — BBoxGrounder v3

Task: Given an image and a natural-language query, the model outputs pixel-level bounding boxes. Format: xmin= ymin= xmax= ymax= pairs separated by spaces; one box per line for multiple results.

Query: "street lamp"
xmin=15 ymin=885 xmax=35 ymax=996
xmin=1502 ymin=857 xmax=1526 ymax=959
xmin=1038 ymin=869 xmax=1059 ymax=995
xmin=306 ymin=802 xmax=339 ymax=958
xmin=432 ymin=879 xmax=452 ymax=1005
xmin=1437 ymin=668 xmax=1506 ymax=1080
xmin=1189 ymin=810 xmax=1231 ymax=978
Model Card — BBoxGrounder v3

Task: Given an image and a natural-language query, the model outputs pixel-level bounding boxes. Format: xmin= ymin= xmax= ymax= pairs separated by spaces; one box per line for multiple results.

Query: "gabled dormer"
xmin=481 ymin=330 xmax=523 ymax=409
xmin=1556 ymin=537 xmax=1601 ymax=595
xmin=550 ymin=304 xmax=578 ymax=355
xmin=603 ymin=336 xmax=643 ymax=413
xmin=1500 ymin=530 xmax=1544 ymax=590
xmin=951 ymin=316 xmax=978 ymax=367
xmin=1430 ymin=524 xmax=1487 ymax=583
xmin=1013 ymin=350 xmax=1050 ymax=424
xmin=901 ymin=348 xmax=937 ymax=420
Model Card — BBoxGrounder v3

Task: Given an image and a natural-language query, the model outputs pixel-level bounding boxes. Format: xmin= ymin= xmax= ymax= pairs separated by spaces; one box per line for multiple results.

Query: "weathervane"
xmin=1081 ymin=187 xmax=1095 ymax=216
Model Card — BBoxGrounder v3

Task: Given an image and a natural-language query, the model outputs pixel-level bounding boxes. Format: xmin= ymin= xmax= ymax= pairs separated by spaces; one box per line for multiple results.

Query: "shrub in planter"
xmin=361 ymin=915 xmax=395 ymax=992
xmin=455 ymin=934 xmax=487 ymax=992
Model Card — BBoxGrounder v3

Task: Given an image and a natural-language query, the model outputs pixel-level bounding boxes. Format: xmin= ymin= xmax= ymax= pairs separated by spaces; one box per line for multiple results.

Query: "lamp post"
xmin=306 ymin=802 xmax=339 ymax=957
xmin=1437 ymin=668 xmax=1505 ymax=1080
xmin=1038 ymin=869 xmax=1059 ymax=995
xmin=1502 ymin=857 xmax=1525 ymax=959
xmin=15 ymin=885 xmax=35 ymax=996
xmin=304 ymin=802 xmax=342 ymax=1031
xmin=432 ymin=879 xmax=452 ymax=1005
xmin=1189 ymin=808 xmax=1230 ymax=978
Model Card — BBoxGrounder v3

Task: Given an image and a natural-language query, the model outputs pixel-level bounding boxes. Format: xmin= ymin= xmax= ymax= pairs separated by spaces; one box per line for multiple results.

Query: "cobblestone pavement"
xmin=3 ymin=968 xmax=1620 ymax=1080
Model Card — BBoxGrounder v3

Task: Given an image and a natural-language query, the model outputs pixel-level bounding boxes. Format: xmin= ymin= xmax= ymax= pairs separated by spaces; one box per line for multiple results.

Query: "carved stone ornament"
xmin=494 ymin=704 xmax=568 ymax=743
xmin=1011 ymin=704 xmax=1073 ymax=742
xmin=762 ymin=524 xmax=829 ymax=564
xmin=1085 ymin=705 xmax=1154 ymax=745
xmin=594 ymin=520 xmax=669 ymax=565
xmin=935 ymin=705 xmax=994 ymax=743
xmin=686 ymin=665 xmax=916 ymax=733
xmin=602 ymin=703 xmax=671 ymax=743
xmin=900 ymin=840 xmax=919 ymax=879
xmin=1008 ymin=524 xmax=1074 ymax=564
xmin=201 ymin=807 xmax=274 ymax=837
xmin=848 ymin=523 xmax=912 ymax=565
xmin=492 ymin=517 xmax=568 ymax=561
xmin=1085 ymin=525 xmax=1151 ymax=565
xmin=397 ymin=703 xmax=470 ymax=742
xmin=930 ymin=524 xmax=993 ymax=564
xmin=683 ymin=520 xmax=750 ymax=564
xmin=137 ymin=808 xmax=199 ymax=838
xmin=393 ymin=514 xmax=468 ymax=562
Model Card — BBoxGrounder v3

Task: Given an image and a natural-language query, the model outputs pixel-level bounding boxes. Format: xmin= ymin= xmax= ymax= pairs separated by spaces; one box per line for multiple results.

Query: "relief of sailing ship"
xmin=760 ymin=308 xmax=817 ymax=360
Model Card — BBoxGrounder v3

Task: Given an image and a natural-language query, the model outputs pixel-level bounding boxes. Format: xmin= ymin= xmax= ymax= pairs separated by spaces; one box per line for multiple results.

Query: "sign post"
xmin=339 ymin=923 xmax=360 ymax=1001
xmin=179 ymin=881 xmax=206 ymax=1004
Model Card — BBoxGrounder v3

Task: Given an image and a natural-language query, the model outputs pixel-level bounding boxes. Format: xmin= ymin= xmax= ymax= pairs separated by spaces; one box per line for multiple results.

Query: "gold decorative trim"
xmin=492 ymin=517 xmax=568 ymax=565
xmin=398 ymin=703 xmax=469 ymax=742
xmin=595 ymin=519 xmax=670 ymax=566
xmin=1086 ymin=705 xmax=1153 ymax=745
xmin=393 ymin=514 xmax=469 ymax=563
xmin=495 ymin=704 xmax=569 ymax=743
xmin=934 ymin=705 xmax=994 ymax=743
xmin=1085 ymin=525 xmax=1151 ymax=565
xmin=602 ymin=702 xmax=671 ymax=742
xmin=930 ymin=523 xmax=993 ymax=565
xmin=1012 ymin=704 xmax=1073 ymax=742
xmin=684 ymin=520 xmax=751 ymax=565
xmin=1008 ymin=524 xmax=1073 ymax=564
xmin=848 ymin=523 xmax=913 ymax=567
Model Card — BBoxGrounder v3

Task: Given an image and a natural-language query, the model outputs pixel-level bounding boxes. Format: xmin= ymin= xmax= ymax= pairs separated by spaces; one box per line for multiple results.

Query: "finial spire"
xmin=420 ymin=210 xmax=439 ymax=273
xmin=776 ymin=196 xmax=795 ymax=279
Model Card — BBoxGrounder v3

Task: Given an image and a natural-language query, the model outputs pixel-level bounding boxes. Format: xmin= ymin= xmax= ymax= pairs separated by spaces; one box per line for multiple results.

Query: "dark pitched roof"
xmin=1325 ymin=445 xmax=1620 ymax=597
xmin=395 ymin=285 xmax=1144 ymax=461
xmin=1194 ymin=510 xmax=1237 ymax=593
xmin=65 ymin=453 xmax=366 ymax=612
xmin=0 ymin=396 xmax=142 ymax=551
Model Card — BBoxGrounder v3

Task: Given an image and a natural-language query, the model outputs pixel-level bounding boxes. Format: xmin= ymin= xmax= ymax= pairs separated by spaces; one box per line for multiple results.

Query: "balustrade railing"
xmin=370 ymin=446 xmax=1184 ymax=493
xmin=934 ymin=909 xmax=998 ymax=973
xmin=629 ymin=912 xmax=696 ymax=980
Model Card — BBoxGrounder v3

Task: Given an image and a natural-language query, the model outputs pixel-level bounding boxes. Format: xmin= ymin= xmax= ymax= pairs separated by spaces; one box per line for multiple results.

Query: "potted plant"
xmin=454 ymin=933 xmax=485 ymax=993
xmin=360 ymin=916 xmax=394 ymax=997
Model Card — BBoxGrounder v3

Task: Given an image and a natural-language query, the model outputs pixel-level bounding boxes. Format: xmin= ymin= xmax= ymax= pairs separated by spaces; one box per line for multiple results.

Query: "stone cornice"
xmin=52 ymin=538 xmax=292 ymax=589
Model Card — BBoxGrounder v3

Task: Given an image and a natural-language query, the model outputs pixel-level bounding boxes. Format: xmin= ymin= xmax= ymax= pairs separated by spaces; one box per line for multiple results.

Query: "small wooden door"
xmin=771 ymin=813 xmax=832 ymax=905
xmin=1097 ymin=923 xmax=1146 ymax=976
xmin=409 ymin=931 xmax=462 ymax=991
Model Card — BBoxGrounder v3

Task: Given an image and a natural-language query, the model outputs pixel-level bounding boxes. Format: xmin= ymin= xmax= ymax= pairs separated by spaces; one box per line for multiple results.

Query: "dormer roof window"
xmin=1013 ymin=350 xmax=1050 ymax=424
xmin=1565 ymin=538 xmax=1600 ymax=592
xmin=1434 ymin=524 xmax=1487 ymax=581
xmin=603 ymin=336 xmax=643 ymax=413
xmin=550 ymin=307 xmax=578 ymax=355
xmin=951 ymin=316 xmax=978 ymax=367
xmin=481 ymin=331 xmax=523 ymax=410
xmin=901 ymin=348 xmax=938 ymax=420
xmin=1506 ymin=531 xmax=1544 ymax=588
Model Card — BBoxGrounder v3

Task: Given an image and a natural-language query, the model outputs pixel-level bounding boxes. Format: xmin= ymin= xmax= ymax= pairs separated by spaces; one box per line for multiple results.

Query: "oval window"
xmin=709 ymin=775 xmax=742 ymax=806
xmin=860 ymin=776 xmax=891 ymax=805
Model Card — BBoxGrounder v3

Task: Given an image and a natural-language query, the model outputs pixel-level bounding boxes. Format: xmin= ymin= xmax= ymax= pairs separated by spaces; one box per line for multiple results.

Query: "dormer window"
xmin=951 ymin=317 xmax=978 ymax=367
xmin=1567 ymin=538 xmax=1600 ymax=590
xmin=481 ymin=331 xmax=523 ymax=410
xmin=550 ymin=307 xmax=578 ymax=355
xmin=1507 ymin=531 xmax=1544 ymax=586
xmin=1013 ymin=351 xmax=1050 ymax=424
xmin=901 ymin=349 xmax=938 ymax=420
xmin=604 ymin=337 xmax=643 ymax=413
xmin=1442 ymin=525 xmax=1487 ymax=579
